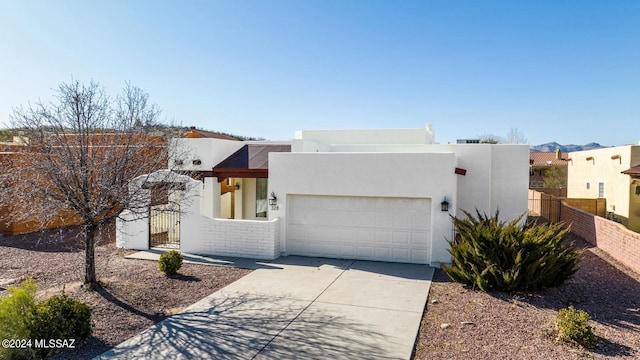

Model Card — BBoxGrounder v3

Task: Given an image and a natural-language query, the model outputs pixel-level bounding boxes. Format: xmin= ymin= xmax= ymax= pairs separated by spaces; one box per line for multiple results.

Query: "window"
xmin=598 ymin=182 xmax=604 ymax=198
xmin=256 ymin=178 xmax=268 ymax=218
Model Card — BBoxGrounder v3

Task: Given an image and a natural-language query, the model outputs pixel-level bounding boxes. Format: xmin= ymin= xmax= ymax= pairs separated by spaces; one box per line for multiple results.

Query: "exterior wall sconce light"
xmin=234 ymin=182 xmax=240 ymax=190
xmin=269 ymin=192 xmax=279 ymax=210
xmin=636 ymin=184 xmax=640 ymax=196
xmin=441 ymin=197 xmax=449 ymax=212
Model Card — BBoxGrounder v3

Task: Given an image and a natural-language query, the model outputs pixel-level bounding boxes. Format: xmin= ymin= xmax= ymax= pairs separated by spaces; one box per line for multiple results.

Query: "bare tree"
xmin=479 ymin=134 xmax=503 ymax=144
xmin=1 ymin=80 xmax=185 ymax=289
xmin=478 ymin=128 xmax=528 ymax=144
xmin=506 ymin=127 xmax=528 ymax=144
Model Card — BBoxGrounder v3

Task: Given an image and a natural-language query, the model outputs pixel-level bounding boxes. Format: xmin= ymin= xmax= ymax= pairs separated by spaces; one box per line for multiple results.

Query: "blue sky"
xmin=1 ymin=1 xmax=638 ymax=145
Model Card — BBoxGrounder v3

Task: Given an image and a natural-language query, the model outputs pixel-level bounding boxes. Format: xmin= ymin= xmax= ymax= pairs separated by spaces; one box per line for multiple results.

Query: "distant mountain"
xmin=531 ymin=142 xmax=607 ymax=152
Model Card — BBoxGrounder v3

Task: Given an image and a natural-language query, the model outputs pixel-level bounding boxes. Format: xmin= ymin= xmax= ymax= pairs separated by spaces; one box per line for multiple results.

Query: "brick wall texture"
xmin=560 ymin=202 xmax=640 ymax=274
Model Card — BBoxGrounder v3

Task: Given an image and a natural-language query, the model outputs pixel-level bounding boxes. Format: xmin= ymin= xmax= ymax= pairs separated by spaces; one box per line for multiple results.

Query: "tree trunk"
xmin=84 ymin=224 xmax=98 ymax=289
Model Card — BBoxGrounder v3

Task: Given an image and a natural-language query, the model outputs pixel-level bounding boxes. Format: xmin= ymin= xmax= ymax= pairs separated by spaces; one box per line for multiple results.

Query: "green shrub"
xmin=30 ymin=293 xmax=92 ymax=357
xmin=0 ymin=279 xmax=94 ymax=359
xmin=158 ymin=250 xmax=183 ymax=275
xmin=0 ymin=279 xmax=38 ymax=360
xmin=442 ymin=210 xmax=579 ymax=292
xmin=556 ymin=306 xmax=596 ymax=349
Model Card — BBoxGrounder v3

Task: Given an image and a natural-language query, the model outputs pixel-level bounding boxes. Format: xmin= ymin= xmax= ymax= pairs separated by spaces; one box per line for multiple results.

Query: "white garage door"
xmin=287 ymin=195 xmax=431 ymax=264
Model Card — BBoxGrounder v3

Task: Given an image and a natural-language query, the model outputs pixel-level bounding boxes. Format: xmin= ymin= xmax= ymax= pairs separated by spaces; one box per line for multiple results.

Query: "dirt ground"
xmin=0 ymin=225 xmax=251 ymax=359
xmin=2 ymin=226 xmax=639 ymax=359
xmin=413 ymin=234 xmax=640 ymax=359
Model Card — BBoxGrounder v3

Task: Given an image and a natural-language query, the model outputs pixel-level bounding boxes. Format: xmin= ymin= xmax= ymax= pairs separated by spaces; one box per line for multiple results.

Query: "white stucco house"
xmin=116 ymin=124 xmax=529 ymax=267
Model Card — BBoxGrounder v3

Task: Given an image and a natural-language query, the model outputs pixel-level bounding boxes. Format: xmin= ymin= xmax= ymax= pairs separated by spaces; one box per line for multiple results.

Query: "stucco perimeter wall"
xmin=268 ymin=152 xmax=457 ymax=266
xmin=561 ymin=202 xmax=640 ymax=274
xmin=116 ymin=209 xmax=150 ymax=250
xmin=180 ymin=182 xmax=280 ymax=260
xmin=117 ymin=172 xmax=280 ymax=260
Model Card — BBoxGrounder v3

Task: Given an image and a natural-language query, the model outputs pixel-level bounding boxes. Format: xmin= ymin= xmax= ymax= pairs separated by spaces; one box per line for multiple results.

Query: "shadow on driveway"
xmin=97 ymin=292 xmax=392 ymax=360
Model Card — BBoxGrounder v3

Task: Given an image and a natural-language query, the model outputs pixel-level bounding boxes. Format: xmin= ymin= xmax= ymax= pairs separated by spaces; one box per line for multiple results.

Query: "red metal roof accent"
xmin=212 ymin=144 xmax=291 ymax=180
xmin=622 ymin=165 xmax=640 ymax=177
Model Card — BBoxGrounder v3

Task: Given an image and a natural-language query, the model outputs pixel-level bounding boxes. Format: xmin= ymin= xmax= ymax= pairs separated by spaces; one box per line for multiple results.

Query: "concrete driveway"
xmin=95 ymin=256 xmax=434 ymax=360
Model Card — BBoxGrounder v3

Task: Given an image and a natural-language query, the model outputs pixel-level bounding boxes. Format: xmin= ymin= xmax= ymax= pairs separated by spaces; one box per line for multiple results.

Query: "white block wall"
xmin=180 ymin=177 xmax=281 ymax=260
xmin=181 ymin=217 xmax=280 ymax=260
xmin=118 ymin=171 xmax=281 ymax=260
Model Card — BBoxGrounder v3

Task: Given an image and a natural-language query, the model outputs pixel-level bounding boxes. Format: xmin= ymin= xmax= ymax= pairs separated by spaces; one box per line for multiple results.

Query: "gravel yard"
xmin=2 ymin=226 xmax=639 ymax=359
xmin=0 ymin=225 xmax=251 ymax=359
xmin=413 ymin=234 xmax=640 ymax=359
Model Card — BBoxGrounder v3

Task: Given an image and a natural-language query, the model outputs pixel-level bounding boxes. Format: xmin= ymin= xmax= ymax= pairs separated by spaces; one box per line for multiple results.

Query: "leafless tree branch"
xmin=0 ymin=80 xmax=191 ymax=288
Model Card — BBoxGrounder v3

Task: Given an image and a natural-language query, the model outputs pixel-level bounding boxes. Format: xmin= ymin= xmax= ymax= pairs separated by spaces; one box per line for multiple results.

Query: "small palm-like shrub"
xmin=158 ymin=250 xmax=183 ymax=275
xmin=442 ymin=210 xmax=579 ymax=292
xmin=556 ymin=306 xmax=596 ymax=349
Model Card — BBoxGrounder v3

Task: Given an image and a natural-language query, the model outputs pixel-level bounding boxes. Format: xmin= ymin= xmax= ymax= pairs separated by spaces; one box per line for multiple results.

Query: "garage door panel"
xmin=287 ymin=195 xmax=431 ymax=264
xmin=411 ymin=250 xmax=428 ymax=263
xmin=356 ymin=246 xmax=373 ymax=258
xmin=393 ymin=232 xmax=410 ymax=246
xmin=337 ymin=245 xmax=355 ymax=257
xmin=375 ymin=213 xmax=393 ymax=228
xmin=410 ymin=214 xmax=430 ymax=230
xmin=411 ymin=232 xmax=429 ymax=249
xmin=356 ymin=229 xmax=374 ymax=243
xmin=393 ymin=248 xmax=410 ymax=262
xmin=351 ymin=212 xmax=376 ymax=227
xmin=374 ymin=231 xmax=392 ymax=244
xmin=374 ymin=247 xmax=392 ymax=260
xmin=393 ymin=214 xmax=411 ymax=229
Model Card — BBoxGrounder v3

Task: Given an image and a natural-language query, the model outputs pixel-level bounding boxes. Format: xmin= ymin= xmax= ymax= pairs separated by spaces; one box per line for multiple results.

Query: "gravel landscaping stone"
xmin=0 ymin=225 xmax=251 ymax=359
xmin=413 ymin=233 xmax=640 ymax=359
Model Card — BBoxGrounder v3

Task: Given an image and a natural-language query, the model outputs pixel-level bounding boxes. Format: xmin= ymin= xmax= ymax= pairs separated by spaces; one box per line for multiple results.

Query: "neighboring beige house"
xmin=567 ymin=145 xmax=640 ymax=232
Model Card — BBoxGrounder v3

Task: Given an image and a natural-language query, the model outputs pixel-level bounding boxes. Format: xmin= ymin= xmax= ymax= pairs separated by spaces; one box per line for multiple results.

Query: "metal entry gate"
xmin=149 ymin=204 xmax=180 ymax=248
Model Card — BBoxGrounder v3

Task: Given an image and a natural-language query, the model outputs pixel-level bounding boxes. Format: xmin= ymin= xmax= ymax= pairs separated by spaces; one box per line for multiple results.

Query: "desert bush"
xmin=442 ymin=210 xmax=579 ymax=291
xmin=158 ymin=250 xmax=183 ymax=275
xmin=30 ymin=293 xmax=92 ymax=356
xmin=0 ymin=279 xmax=93 ymax=359
xmin=556 ymin=306 xmax=596 ymax=349
xmin=0 ymin=279 xmax=38 ymax=359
